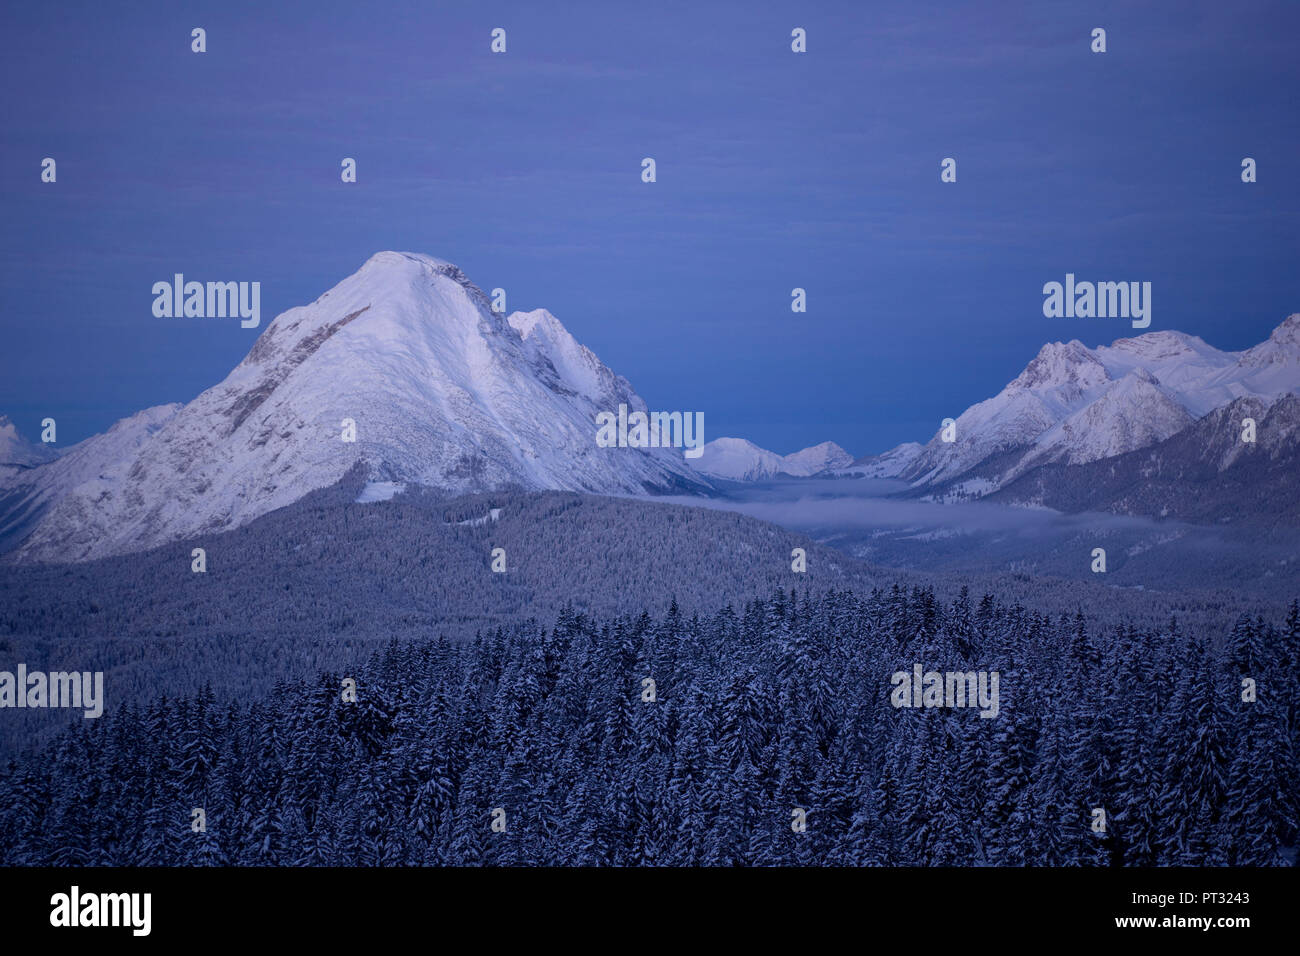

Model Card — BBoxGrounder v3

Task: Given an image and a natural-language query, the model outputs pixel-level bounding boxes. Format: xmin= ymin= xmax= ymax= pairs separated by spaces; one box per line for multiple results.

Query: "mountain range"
xmin=3 ymin=252 xmax=1298 ymax=564
xmin=879 ymin=320 xmax=1300 ymax=494
xmin=693 ymin=437 xmax=854 ymax=481
xmin=708 ymin=316 xmax=1300 ymax=522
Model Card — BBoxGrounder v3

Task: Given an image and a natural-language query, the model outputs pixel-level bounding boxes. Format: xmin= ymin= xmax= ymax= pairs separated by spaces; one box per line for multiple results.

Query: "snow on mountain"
xmin=507 ymin=308 xmax=632 ymax=412
xmin=781 ymin=441 xmax=854 ymax=476
xmin=0 ymin=403 xmax=180 ymax=553
xmin=0 ymin=416 xmax=57 ymax=470
xmin=991 ymin=393 xmax=1300 ymax=524
xmin=708 ymin=319 xmax=1297 ymax=492
xmin=8 ymin=252 xmax=708 ymax=563
xmin=836 ymin=442 xmax=924 ymax=478
xmin=694 ymin=438 xmax=854 ymax=480
xmin=694 ymin=437 xmax=788 ymax=480
xmin=1205 ymin=312 xmax=1300 ymax=404
xmin=1093 ymin=330 xmax=1238 ymax=415
xmin=1007 ymin=368 xmax=1194 ymax=476
xmin=899 ymin=316 xmax=1300 ymax=495
xmin=902 ymin=360 xmax=1085 ymax=487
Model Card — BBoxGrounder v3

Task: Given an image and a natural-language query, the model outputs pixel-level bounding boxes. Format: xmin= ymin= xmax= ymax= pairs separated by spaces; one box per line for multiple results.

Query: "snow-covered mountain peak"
xmin=1093 ymin=330 xmax=1237 ymax=415
xmin=1104 ymin=329 xmax=1209 ymax=361
xmin=243 ymin=251 xmax=507 ymax=373
xmin=694 ymin=438 xmax=856 ymax=480
xmin=507 ymin=307 xmax=588 ymax=371
xmin=365 ymin=250 xmax=456 ymax=271
xmin=508 ymin=307 xmax=563 ymax=340
xmin=8 ymin=253 xmax=707 ymax=562
xmin=507 ymin=307 xmax=641 ymax=412
xmin=694 ymin=438 xmax=787 ymax=481
xmin=356 ymin=251 xmax=489 ymax=306
xmin=1008 ymin=368 xmax=1193 ymax=477
xmin=1268 ymin=312 xmax=1300 ymax=342
xmin=782 ymin=441 xmax=854 ymax=475
xmin=1011 ymin=340 xmax=1109 ymax=392
xmin=1239 ymin=313 xmax=1300 ymax=368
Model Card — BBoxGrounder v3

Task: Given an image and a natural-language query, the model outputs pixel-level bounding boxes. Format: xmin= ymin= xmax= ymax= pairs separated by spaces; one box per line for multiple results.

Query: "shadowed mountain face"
xmin=989 ymin=394 xmax=1300 ymax=524
xmin=0 ymin=253 xmax=709 ymax=563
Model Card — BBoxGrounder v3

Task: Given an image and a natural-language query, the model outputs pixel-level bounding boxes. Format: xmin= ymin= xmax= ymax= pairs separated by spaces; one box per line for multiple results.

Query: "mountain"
xmin=866 ymin=317 xmax=1300 ymax=498
xmin=837 ymin=442 xmax=924 ymax=478
xmin=990 ymin=393 xmax=1300 ymax=524
xmin=694 ymin=438 xmax=787 ymax=480
xmin=2 ymin=252 xmax=708 ymax=563
xmin=0 ymin=403 xmax=180 ymax=553
xmin=693 ymin=437 xmax=853 ymax=480
xmin=1007 ymin=367 xmax=1194 ymax=477
xmin=0 ymin=416 xmax=57 ymax=470
xmin=782 ymin=441 xmax=854 ymax=475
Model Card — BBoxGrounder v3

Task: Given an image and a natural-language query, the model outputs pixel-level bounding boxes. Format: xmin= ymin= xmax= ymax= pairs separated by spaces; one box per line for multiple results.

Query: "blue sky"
xmin=2 ymin=0 xmax=1297 ymax=456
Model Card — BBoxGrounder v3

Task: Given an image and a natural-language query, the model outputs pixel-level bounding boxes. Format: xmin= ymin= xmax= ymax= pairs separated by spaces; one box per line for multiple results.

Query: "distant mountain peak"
xmin=694 ymin=438 xmax=854 ymax=480
xmin=1273 ymin=312 xmax=1300 ymax=338
xmin=694 ymin=437 xmax=784 ymax=481
xmin=0 ymin=416 xmax=57 ymax=469
xmin=894 ymin=314 xmax=1299 ymax=496
xmin=1245 ymin=312 xmax=1300 ymax=359
xmin=1012 ymin=340 xmax=1109 ymax=391
xmin=783 ymin=441 xmax=854 ymax=475
xmin=1109 ymin=329 xmax=1205 ymax=354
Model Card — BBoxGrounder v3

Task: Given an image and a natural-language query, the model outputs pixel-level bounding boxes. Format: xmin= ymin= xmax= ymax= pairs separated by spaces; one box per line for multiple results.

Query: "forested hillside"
xmin=2 ymin=588 xmax=1295 ymax=865
xmin=0 ymin=476 xmax=1274 ymax=753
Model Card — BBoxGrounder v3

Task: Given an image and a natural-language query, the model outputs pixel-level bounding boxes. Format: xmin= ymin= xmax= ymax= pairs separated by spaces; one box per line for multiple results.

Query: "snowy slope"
xmin=1093 ymin=331 xmax=1238 ymax=415
xmin=1007 ymin=369 xmax=1194 ymax=476
xmin=902 ymin=340 xmax=1111 ymax=486
xmin=0 ymin=404 xmax=180 ymax=553
xmin=836 ymin=442 xmax=924 ymax=478
xmin=1204 ymin=313 xmax=1300 ymax=403
xmin=9 ymin=252 xmax=708 ymax=563
xmin=507 ymin=308 xmax=633 ymax=412
xmin=991 ymin=393 xmax=1300 ymax=523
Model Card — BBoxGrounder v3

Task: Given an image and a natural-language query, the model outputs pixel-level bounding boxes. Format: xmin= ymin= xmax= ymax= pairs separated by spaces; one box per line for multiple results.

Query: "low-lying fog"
xmin=654 ymin=477 xmax=1299 ymax=597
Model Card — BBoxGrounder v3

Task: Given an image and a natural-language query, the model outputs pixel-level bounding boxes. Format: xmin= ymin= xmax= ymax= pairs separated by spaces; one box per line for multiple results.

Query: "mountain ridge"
xmin=840 ymin=314 xmax=1300 ymax=501
xmin=5 ymin=256 xmax=1298 ymax=561
xmin=693 ymin=437 xmax=854 ymax=480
